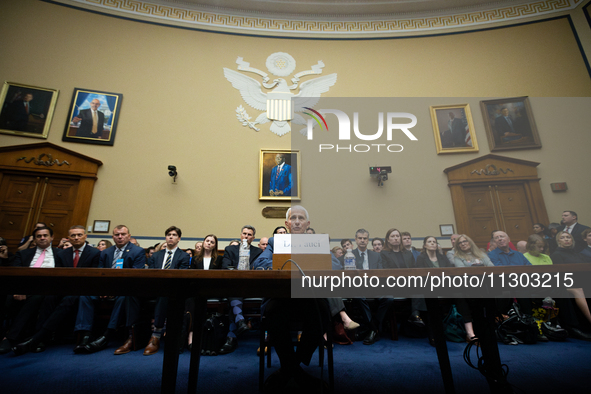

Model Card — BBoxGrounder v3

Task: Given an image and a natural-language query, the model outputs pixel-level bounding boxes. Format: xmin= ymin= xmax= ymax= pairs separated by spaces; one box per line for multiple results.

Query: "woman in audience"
xmin=551 ymin=231 xmax=591 ymax=326
xmin=380 ymin=228 xmax=415 ymax=269
xmin=273 ymin=226 xmax=287 ymax=235
xmin=184 ymin=235 xmax=224 ymax=350
xmin=415 ymin=236 xmax=452 ymax=268
xmin=451 ymin=234 xmax=493 ymax=342
xmin=523 ymin=234 xmax=552 ymax=265
xmin=184 ymin=248 xmax=194 ymax=258
xmin=581 ymin=228 xmax=591 ymax=263
xmin=331 ymin=246 xmax=344 ymax=259
xmin=96 ymin=240 xmax=112 ymax=251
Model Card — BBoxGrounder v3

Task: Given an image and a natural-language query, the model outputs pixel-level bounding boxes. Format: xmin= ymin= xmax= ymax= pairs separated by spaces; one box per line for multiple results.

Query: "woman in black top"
xmin=551 ymin=231 xmax=591 ymax=327
xmin=415 ymin=236 xmax=452 ymax=268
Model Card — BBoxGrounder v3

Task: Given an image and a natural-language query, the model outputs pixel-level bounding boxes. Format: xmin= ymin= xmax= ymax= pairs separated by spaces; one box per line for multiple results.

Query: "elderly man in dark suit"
xmin=218 ymin=225 xmax=263 ymax=354
xmin=559 ymin=211 xmax=590 ymax=254
xmin=74 ymin=225 xmax=146 ymax=354
xmin=72 ymin=98 xmax=105 ymax=138
xmin=0 ymin=226 xmax=64 ymax=354
xmin=338 ymin=229 xmax=392 ymax=345
xmin=12 ymin=225 xmax=100 ymax=355
xmin=116 ymin=226 xmax=190 ymax=356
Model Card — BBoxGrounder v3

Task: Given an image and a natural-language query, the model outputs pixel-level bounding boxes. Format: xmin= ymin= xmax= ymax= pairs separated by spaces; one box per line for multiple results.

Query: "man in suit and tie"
xmin=12 ymin=225 xmax=100 ymax=355
xmin=0 ymin=226 xmax=64 ymax=354
xmin=559 ymin=211 xmax=590 ymax=254
xmin=448 ymin=112 xmax=466 ymax=147
xmin=219 ymin=225 xmax=263 ymax=354
xmin=269 ymin=153 xmax=292 ymax=196
xmin=495 ymin=107 xmax=522 ymax=143
xmin=338 ymin=229 xmax=392 ymax=345
xmin=116 ymin=226 xmax=190 ymax=356
xmin=72 ymin=98 xmax=105 ymax=139
xmin=75 ymin=225 xmax=145 ymax=354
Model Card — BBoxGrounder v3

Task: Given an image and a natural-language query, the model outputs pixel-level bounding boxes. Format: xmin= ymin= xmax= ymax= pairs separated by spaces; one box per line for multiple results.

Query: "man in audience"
xmin=259 ymin=237 xmax=269 ymax=251
xmin=446 ymin=234 xmax=459 ymax=262
xmin=130 ymin=237 xmax=140 ymax=247
xmin=341 ymin=239 xmax=354 ymax=252
xmin=0 ymin=226 xmax=64 ymax=354
xmin=559 ymin=211 xmax=590 ymax=253
xmin=116 ymin=226 xmax=190 ymax=356
xmin=305 ymin=228 xmax=316 ymax=234
xmin=371 ymin=238 xmax=383 ymax=253
xmin=516 ymin=240 xmax=527 ymax=254
xmin=16 ymin=222 xmax=47 ymax=251
xmin=488 ymin=230 xmax=531 ymax=266
xmin=402 ymin=232 xmax=420 ymax=260
xmin=145 ymin=246 xmax=155 ymax=261
xmin=12 ymin=225 xmax=100 ymax=355
xmin=580 ymin=228 xmax=591 ymax=263
xmin=338 ymin=229 xmax=391 ymax=345
xmin=219 ymin=225 xmax=263 ymax=354
xmin=253 ymin=206 xmax=329 ymax=391
xmin=74 ymin=225 xmax=145 ymax=354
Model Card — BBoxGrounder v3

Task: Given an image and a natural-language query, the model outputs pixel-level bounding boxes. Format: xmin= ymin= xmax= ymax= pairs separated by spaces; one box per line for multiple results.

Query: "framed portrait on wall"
xmin=480 ymin=96 xmax=541 ymax=152
xmin=62 ymin=88 xmax=123 ymax=146
xmin=0 ymin=81 xmax=59 ymax=139
xmin=259 ymin=149 xmax=301 ymax=201
xmin=429 ymin=104 xmax=478 ymax=154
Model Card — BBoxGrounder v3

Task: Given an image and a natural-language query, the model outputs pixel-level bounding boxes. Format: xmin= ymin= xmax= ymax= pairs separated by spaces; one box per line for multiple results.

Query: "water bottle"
xmin=238 ymin=239 xmax=250 ymax=270
xmin=344 ymin=249 xmax=356 ymax=270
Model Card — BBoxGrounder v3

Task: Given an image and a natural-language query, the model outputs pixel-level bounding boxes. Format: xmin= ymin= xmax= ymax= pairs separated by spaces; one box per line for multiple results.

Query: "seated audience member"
xmin=16 ymin=222 xmax=46 ymax=251
xmin=305 ymin=228 xmax=316 ymax=234
xmin=253 ymin=206 xmax=330 ymax=391
xmin=184 ymin=248 xmax=194 ymax=258
xmin=194 ymin=241 xmax=203 ymax=254
xmin=415 ymin=236 xmax=452 ymax=269
xmin=74 ymin=225 xmax=146 ymax=354
xmin=273 ymin=226 xmax=287 ymax=235
xmin=487 ymin=238 xmax=497 ymax=252
xmin=488 ymin=231 xmax=531 ymax=266
xmin=559 ymin=210 xmax=590 ymax=253
xmin=0 ymin=226 xmax=64 ymax=354
xmin=516 ymin=240 xmax=527 ymax=254
xmin=402 ymin=232 xmax=420 ymax=260
xmin=523 ymin=234 xmax=553 ymax=265
xmin=451 ymin=234 xmax=494 ymax=341
xmin=547 ymin=222 xmax=561 ymax=253
xmin=96 ymin=239 xmax=112 ymax=251
xmin=117 ymin=226 xmax=190 ymax=356
xmin=12 ymin=225 xmax=101 ymax=356
xmin=130 ymin=237 xmax=140 ymax=247
xmin=551 ymin=231 xmax=591 ymax=338
xmin=486 ymin=229 xmax=517 ymax=252
xmin=145 ymin=246 xmax=156 ymax=260
xmin=580 ymin=228 xmax=591 ymax=263
xmin=340 ymin=238 xmax=354 ymax=252
xmin=331 ymin=246 xmax=344 ymax=259
xmin=337 ymin=229 xmax=389 ymax=345
xmin=371 ymin=238 xmax=383 ymax=253
xmin=62 ymin=241 xmax=73 ymax=249
xmin=380 ymin=229 xmax=424 ymax=328
xmin=259 ymin=237 xmax=269 ymax=251
xmin=218 ymin=226 xmax=263 ymax=354
xmin=228 ymin=240 xmax=240 ymax=246
xmin=0 ymin=237 xmax=13 ymax=267
xmin=446 ymin=234 xmax=460 ymax=262
xmin=184 ymin=234 xmax=223 ymax=351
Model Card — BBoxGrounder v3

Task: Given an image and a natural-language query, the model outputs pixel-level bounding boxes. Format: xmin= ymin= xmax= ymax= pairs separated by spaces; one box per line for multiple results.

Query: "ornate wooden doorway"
xmin=0 ymin=142 xmax=102 ymax=250
xmin=444 ymin=154 xmax=549 ymax=247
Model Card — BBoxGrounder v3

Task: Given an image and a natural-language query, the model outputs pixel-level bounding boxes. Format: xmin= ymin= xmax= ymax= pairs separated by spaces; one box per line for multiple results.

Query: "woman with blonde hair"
xmin=523 ymin=234 xmax=552 ymax=265
xmin=452 ymin=234 xmax=494 ymax=267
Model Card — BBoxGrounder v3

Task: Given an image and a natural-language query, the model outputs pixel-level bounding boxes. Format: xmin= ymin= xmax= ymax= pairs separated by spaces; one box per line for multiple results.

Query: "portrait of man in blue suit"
xmin=269 ymin=153 xmax=292 ymax=196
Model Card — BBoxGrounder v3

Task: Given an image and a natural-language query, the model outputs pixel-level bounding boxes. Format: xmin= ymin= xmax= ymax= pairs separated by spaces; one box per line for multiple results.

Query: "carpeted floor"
xmin=0 ymin=330 xmax=589 ymax=394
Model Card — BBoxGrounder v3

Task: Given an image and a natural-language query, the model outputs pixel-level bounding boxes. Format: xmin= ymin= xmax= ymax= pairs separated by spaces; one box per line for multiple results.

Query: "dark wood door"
xmin=0 ymin=174 xmax=80 ymax=248
xmin=462 ymin=183 xmax=533 ymax=247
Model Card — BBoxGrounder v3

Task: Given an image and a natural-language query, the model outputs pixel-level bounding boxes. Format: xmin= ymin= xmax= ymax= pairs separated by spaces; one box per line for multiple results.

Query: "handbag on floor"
xmin=201 ymin=313 xmax=228 ymax=356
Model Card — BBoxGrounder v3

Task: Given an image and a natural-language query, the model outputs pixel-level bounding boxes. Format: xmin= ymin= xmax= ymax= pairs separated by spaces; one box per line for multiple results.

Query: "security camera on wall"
xmin=369 ymin=166 xmax=391 ymax=187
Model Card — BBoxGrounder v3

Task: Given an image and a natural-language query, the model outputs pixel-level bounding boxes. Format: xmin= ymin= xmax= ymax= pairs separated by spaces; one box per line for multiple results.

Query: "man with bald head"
xmin=488 ymin=230 xmax=531 ymax=266
xmin=73 ymin=98 xmax=105 ymax=139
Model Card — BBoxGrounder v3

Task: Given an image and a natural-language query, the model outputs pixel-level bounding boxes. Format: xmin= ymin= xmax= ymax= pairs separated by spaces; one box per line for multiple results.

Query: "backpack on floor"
xmin=496 ymin=302 xmax=538 ymax=345
xmin=442 ymin=304 xmax=467 ymax=342
xmin=201 ymin=313 xmax=228 ymax=356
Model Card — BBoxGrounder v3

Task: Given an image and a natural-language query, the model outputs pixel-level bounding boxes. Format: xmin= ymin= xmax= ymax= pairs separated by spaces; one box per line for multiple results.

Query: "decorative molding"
xmin=470 ymin=164 xmax=513 ymax=176
xmin=49 ymin=0 xmax=584 ymax=36
xmin=17 ymin=153 xmax=71 ymax=167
